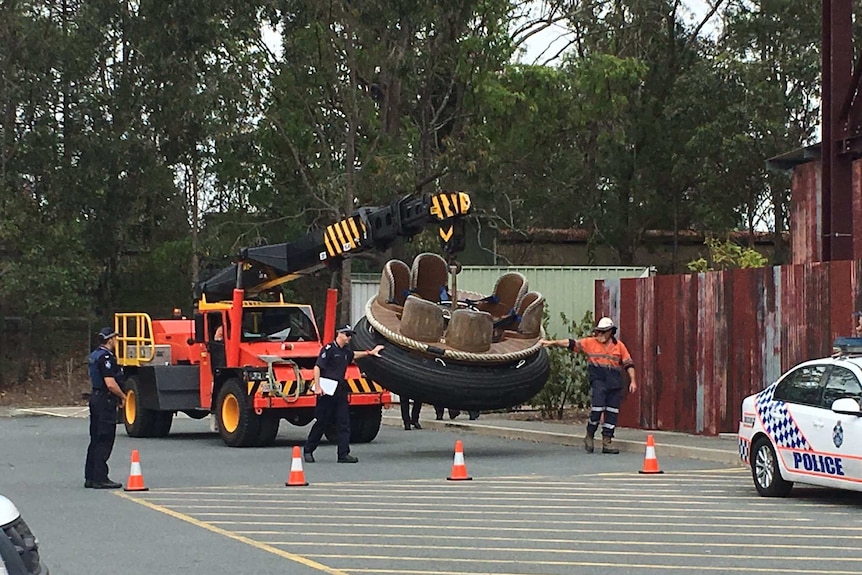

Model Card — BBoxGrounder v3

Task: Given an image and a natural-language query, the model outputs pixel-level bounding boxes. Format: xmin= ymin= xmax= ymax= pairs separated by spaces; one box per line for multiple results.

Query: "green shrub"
xmin=529 ymin=309 xmax=595 ymax=419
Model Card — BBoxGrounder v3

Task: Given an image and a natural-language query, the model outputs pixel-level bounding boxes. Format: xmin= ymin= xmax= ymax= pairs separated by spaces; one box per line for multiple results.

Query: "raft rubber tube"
xmin=352 ymin=317 xmax=549 ymax=411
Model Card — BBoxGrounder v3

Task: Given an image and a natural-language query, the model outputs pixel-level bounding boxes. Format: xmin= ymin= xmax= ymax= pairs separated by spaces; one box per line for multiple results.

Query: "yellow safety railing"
xmin=114 ymin=313 xmax=155 ymax=367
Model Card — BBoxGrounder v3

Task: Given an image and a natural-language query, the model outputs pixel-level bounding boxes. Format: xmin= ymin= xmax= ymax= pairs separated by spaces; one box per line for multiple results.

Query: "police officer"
xmin=542 ymin=317 xmax=637 ymax=454
xmin=84 ymin=327 xmax=127 ymax=488
xmin=303 ymin=325 xmax=383 ymax=463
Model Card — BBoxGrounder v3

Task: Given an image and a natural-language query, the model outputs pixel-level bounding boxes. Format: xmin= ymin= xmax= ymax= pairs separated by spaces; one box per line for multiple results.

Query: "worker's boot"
xmin=602 ymin=436 xmax=620 ymax=454
xmin=583 ymin=433 xmax=595 ymax=453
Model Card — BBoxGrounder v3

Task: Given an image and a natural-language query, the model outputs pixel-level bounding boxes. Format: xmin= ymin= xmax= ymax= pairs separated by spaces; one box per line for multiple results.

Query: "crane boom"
xmin=196 ymin=191 xmax=472 ymax=301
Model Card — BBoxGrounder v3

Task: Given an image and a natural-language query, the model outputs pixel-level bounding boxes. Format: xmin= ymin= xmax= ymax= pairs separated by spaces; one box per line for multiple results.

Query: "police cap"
xmin=98 ymin=327 xmax=118 ymax=342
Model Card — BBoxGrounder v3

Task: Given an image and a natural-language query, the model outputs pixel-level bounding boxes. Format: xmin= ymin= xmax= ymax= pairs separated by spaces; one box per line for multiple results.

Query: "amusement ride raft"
xmin=353 ymin=253 xmax=550 ymax=411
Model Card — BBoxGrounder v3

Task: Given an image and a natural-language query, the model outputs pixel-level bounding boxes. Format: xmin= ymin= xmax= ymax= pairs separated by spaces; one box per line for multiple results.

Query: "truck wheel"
xmin=323 ymin=406 xmax=383 ymax=444
xmin=256 ymin=414 xmax=280 ymax=446
xmin=751 ymin=437 xmax=793 ymax=497
xmin=124 ymin=375 xmax=157 ymax=437
xmin=217 ymin=378 xmax=261 ymax=447
xmin=350 ymin=406 xmax=383 ymax=443
xmin=285 ymin=410 xmax=314 ymax=427
xmin=150 ymin=411 xmax=174 ymax=437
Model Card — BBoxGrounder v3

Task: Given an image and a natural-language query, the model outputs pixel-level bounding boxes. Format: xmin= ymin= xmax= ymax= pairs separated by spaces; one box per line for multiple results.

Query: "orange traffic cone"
xmin=285 ymin=446 xmax=309 ymax=487
xmin=447 ymin=439 xmax=472 ymax=481
xmin=638 ymin=434 xmax=664 ymax=474
xmin=124 ymin=449 xmax=150 ymax=491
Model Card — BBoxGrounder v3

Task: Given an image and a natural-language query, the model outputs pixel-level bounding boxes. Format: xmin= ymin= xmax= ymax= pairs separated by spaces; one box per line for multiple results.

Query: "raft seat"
xmin=445 ymin=308 xmax=493 ymax=352
xmin=474 ymin=272 xmax=528 ymax=321
xmin=504 ymin=291 xmax=545 ymax=339
xmin=410 ymin=252 xmax=451 ymax=303
xmin=400 ymin=295 xmax=446 ymax=343
xmin=377 ymin=259 xmax=411 ymax=312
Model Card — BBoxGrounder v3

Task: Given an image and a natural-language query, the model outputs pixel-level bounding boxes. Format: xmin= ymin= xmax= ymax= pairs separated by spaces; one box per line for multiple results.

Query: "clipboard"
xmin=318 ymin=377 xmax=339 ymax=396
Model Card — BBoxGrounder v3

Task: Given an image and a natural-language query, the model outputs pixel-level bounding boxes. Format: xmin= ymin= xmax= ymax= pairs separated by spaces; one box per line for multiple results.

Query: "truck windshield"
xmin=241 ymin=307 xmax=318 ymax=342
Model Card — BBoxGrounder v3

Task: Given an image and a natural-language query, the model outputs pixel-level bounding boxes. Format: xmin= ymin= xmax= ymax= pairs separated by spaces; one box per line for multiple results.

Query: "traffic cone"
xmin=447 ymin=439 xmax=472 ymax=481
xmin=124 ymin=449 xmax=150 ymax=491
xmin=638 ymin=434 xmax=664 ymax=474
xmin=285 ymin=446 xmax=309 ymax=487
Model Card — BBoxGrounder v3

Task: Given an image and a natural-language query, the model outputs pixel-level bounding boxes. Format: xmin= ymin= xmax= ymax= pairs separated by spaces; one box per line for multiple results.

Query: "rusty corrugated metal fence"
xmin=597 ymin=260 xmax=862 ymax=435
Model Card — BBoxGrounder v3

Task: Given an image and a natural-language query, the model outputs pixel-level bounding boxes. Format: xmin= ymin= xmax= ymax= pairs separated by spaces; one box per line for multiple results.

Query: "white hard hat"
xmin=595 ymin=317 xmax=616 ymax=332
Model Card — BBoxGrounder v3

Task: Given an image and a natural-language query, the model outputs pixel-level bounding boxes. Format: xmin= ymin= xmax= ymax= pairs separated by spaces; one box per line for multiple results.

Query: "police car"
xmin=738 ymin=339 xmax=862 ymax=497
xmin=0 ymin=495 xmax=47 ymax=575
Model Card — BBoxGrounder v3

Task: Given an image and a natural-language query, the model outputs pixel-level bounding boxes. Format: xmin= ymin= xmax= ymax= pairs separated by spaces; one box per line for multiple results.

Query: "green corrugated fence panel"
xmin=351 ymin=266 xmax=651 ymax=339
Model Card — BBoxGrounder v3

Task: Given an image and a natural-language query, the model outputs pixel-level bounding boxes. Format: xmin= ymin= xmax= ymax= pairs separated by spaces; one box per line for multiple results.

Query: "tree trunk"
xmin=341 ymin=17 xmax=358 ymax=324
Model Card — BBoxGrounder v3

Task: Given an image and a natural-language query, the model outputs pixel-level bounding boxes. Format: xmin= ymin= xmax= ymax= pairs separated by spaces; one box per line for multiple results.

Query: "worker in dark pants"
xmin=542 ymin=317 xmax=637 ymax=454
xmin=434 ymin=406 xmax=460 ymax=420
xmin=304 ymin=325 xmax=383 ymax=463
xmin=401 ymin=397 xmax=422 ymax=430
xmin=434 ymin=406 xmax=480 ymax=420
xmin=84 ymin=327 xmax=127 ymax=488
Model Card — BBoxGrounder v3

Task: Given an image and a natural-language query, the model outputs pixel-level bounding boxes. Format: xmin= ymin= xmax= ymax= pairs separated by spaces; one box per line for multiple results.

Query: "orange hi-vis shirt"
xmin=568 ymin=336 xmax=634 ymax=388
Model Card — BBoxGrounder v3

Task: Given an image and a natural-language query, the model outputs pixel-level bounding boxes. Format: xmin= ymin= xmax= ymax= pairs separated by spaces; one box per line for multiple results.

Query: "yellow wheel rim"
xmin=125 ymin=390 xmax=137 ymax=424
xmin=222 ymin=394 xmax=240 ymax=433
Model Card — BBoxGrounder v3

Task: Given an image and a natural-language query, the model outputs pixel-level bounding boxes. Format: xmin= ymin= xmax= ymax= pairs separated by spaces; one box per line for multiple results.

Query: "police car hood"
xmin=0 ymin=494 xmax=21 ymax=526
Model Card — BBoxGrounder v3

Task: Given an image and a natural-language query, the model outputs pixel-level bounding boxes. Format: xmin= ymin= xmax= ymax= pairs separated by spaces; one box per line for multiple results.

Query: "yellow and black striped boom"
xmin=196 ymin=191 xmax=473 ymax=301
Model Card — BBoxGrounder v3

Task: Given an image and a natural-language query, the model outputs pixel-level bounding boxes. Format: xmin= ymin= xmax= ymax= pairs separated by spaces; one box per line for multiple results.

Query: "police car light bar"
xmin=832 ymin=337 xmax=862 ymax=356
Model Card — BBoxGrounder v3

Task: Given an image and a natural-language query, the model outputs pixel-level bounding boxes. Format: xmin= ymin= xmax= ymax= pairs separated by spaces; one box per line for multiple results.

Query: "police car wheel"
xmin=751 ymin=437 xmax=793 ymax=497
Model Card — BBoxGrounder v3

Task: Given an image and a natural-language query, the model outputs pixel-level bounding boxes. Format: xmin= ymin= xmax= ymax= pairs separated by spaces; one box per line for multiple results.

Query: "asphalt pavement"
xmin=382 ymin=409 xmax=743 ymax=466
xmin=0 ymin=404 xmax=743 ymax=466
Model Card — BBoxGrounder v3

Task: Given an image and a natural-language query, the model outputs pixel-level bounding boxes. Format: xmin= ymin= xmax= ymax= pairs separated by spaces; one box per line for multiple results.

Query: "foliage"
xmin=686 ymin=237 xmax=769 ymax=272
xmin=529 ymin=309 xmax=595 ymax=419
xmin=0 ymin=0 xmax=826 ymax=378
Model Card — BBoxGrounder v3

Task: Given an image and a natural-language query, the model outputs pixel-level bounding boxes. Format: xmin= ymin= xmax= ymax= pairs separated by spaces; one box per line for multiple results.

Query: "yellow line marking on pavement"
xmin=346 ymin=567 xmax=857 ymax=575
xmin=190 ymin=510 xmax=823 ymax=526
xmin=236 ymin=531 xmax=860 ymax=552
xmin=305 ymin=554 xmax=860 ymax=574
xmin=169 ymin=504 xmax=820 ymax=519
xmin=204 ymin=520 xmax=862 ymax=539
xmin=115 ymin=492 xmax=348 ymax=575
xmin=263 ymin=540 xmax=861 ymax=562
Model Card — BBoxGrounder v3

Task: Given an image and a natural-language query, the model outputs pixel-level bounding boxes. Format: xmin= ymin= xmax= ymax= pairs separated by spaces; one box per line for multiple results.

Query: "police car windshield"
xmin=241 ymin=307 xmax=318 ymax=342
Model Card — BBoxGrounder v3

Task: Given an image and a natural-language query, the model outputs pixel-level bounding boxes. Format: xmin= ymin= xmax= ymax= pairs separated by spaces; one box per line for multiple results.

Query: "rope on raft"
xmin=363 ymin=296 xmax=544 ymax=363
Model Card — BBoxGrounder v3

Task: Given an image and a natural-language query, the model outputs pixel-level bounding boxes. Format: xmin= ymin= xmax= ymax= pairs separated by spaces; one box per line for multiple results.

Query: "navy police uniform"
xmin=84 ymin=328 xmax=123 ymax=487
xmin=303 ymin=339 xmax=354 ymax=460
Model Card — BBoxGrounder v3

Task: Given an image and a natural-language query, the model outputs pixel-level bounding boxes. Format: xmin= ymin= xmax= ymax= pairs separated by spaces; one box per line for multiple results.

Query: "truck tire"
xmin=256 ymin=414 xmax=280 ymax=446
xmin=350 ymin=405 xmax=383 ymax=443
xmin=352 ymin=317 xmax=549 ymax=411
xmin=217 ymin=378 xmax=261 ymax=447
xmin=324 ymin=405 xmax=383 ymax=444
xmin=150 ymin=412 xmax=173 ymax=437
xmin=284 ymin=410 xmax=314 ymax=428
xmin=124 ymin=375 xmax=157 ymax=437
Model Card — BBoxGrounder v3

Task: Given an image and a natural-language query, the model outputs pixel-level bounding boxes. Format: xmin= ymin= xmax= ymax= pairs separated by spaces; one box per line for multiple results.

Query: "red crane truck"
xmin=113 ymin=191 xmax=472 ymax=447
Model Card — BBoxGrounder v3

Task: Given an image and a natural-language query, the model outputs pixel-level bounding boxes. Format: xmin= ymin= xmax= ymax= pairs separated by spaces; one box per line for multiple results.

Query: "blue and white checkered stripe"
xmin=738 ymin=437 xmax=750 ymax=463
xmin=755 ymin=382 xmax=811 ymax=450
